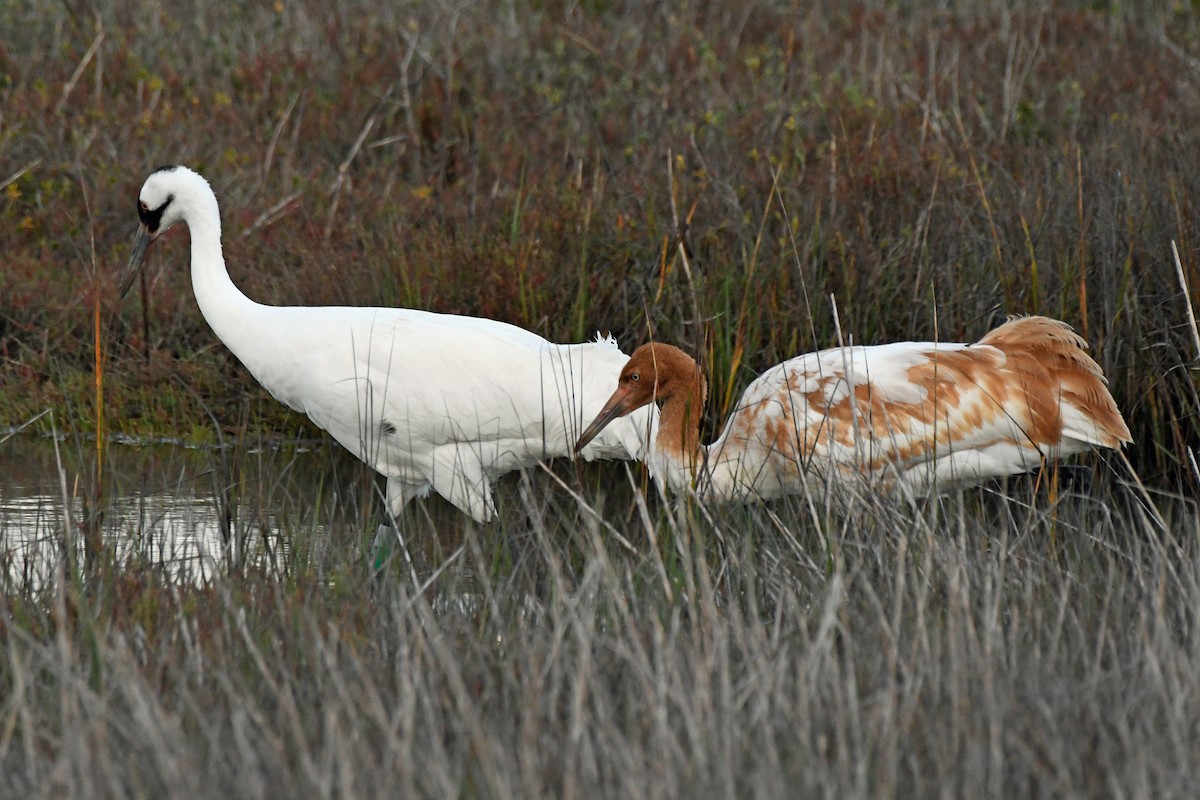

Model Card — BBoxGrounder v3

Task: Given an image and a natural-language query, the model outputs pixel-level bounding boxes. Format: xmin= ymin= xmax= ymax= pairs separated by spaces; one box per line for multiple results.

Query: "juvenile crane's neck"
xmin=654 ymin=369 xmax=708 ymax=486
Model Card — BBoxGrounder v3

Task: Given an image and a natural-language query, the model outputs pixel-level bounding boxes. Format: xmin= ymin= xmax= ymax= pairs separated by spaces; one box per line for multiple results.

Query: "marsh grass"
xmin=3 ymin=0 xmax=1200 ymax=796
xmin=2 ymin=442 xmax=1199 ymax=798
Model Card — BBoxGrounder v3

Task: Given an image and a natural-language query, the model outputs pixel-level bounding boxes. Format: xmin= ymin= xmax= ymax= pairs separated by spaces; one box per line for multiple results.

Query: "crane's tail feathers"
xmin=979 ymin=315 xmax=1132 ymax=449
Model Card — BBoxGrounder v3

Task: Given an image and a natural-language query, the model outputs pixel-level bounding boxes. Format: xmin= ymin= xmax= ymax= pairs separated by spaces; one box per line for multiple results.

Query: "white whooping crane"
xmin=121 ymin=166 xmax=657 ymax=541
xmin=574 ymin=317 xmax=1131 ymax=501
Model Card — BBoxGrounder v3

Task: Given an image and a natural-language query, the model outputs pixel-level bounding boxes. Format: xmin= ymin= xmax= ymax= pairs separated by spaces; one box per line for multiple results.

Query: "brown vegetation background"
xmin=2 ymin=3 xmax=1199 ymax=476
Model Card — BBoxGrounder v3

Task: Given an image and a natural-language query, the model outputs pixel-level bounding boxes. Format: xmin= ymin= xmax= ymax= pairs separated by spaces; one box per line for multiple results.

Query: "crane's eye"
xmin=629 ymin=373 xmax=640 ymax=382
xmin=139 ymin=202 xmax=147 ymax=213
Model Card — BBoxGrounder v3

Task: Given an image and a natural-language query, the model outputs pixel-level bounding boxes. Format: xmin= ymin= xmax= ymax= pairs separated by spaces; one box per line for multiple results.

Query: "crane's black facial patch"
xmin=381 ymin=420 xmax=397 ymax=436
xmin=137 ymin=195 xmax=172 ymax=233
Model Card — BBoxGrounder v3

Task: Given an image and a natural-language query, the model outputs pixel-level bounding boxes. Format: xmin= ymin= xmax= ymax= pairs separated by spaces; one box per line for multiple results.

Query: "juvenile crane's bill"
xmin=576 ymin=318 xmax=1132 ymax=502
xmin=120 ymin=165 xmax=658 ymax=534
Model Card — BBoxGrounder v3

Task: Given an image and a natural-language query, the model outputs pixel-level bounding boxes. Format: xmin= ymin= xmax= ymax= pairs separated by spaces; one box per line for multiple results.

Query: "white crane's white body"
xmin=125 ymin=166 xmax=656 ymax=523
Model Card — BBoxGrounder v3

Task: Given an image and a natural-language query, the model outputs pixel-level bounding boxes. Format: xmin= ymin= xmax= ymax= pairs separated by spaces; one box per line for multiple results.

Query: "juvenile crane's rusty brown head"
xmin=574 ymin=343 xmax=704 ymax=456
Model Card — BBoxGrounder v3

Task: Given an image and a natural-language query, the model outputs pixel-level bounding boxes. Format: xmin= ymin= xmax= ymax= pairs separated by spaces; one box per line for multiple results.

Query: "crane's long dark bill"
xmin=119 ymin=224 xmax=154 ymax=299
xmin=574 ymin=389 xmax=634 ymax=456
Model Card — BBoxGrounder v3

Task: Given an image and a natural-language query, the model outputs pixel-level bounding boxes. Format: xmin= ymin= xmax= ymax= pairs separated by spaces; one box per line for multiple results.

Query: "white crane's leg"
xmin=374 ymin=454 xmax=494 ymax=570
xmin=371 ymin=523 xmax=397 ymax=567
xmin=372 ymin=479 xmax=421 ymax=569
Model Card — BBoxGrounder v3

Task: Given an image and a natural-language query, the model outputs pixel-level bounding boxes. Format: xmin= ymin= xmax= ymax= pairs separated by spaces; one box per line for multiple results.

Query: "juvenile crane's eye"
xmin=629 ymin=373 xmax=640 ymax=382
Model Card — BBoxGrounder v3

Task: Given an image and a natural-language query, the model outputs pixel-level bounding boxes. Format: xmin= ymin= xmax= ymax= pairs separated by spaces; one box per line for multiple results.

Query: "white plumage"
xmin=121 ymin=166 xmax=656 ymax=524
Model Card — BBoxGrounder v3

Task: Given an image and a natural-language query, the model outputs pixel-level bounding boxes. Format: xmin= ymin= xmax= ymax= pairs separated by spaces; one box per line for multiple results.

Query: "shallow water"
xmin=0 ymin=429 xmax=648 ymax=593
xmin=0 ymin=434 xmax=357 ymax=587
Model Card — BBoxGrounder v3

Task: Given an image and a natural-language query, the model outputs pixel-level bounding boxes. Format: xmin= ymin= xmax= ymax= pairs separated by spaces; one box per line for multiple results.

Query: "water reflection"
xmin=0 ymin=430 xmax=633 ymax=593
xmin=0 ymin=434 xmax=356 ymax=588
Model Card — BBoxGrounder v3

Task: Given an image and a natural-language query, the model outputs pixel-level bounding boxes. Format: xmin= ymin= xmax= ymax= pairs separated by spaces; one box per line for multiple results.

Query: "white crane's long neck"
xmin=185 ymin=197 xmax=263 ymax=360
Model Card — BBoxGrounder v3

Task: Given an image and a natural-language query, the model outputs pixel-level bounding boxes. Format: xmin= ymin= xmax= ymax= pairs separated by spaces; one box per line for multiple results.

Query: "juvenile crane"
xmin=121 ymin=166 xmax=656 ymax=536
xmin=574 ymin=317 xmax=1131 ymax=500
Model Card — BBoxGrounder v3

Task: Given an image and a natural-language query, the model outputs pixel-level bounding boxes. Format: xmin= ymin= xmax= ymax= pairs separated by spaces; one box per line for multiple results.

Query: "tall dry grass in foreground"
xmin=2 ymin=453 xmax=1198 ymax=798
xmin=2 ymin=0 xmax=1200 ymax=796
